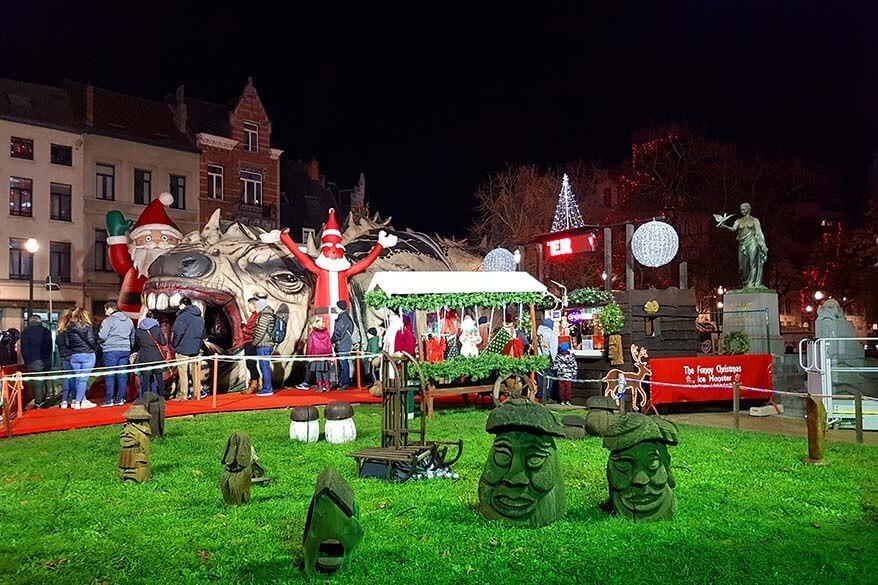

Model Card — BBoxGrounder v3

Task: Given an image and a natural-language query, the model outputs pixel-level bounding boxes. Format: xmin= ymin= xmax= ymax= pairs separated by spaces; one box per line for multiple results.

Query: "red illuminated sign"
xmin=544 ymin=233 xmax=597 ymax=258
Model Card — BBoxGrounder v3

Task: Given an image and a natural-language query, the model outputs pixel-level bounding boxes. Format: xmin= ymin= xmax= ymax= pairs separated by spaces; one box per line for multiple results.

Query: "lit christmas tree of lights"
xmin=550 ymin=174 xmax=586 ymax=233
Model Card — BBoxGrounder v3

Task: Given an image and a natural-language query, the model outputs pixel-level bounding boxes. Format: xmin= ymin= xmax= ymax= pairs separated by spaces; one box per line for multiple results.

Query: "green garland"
xmin=364 ymin=289 xmax=548 ymax=311
xmin=568 ymin=287 xmax=613 ymax=306
xmin=722 ymin=330 xmax=750 ymax=355
xmin=597 ymin=302 xmax=625 ymax=334
xmin=419 ymin=354 xmax=550 ymax=383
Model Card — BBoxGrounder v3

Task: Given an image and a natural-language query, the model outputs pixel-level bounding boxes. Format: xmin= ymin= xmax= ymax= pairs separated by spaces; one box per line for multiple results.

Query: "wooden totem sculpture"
xmin=585 ymin=396 xmax=679 ymax=521
xmin=221 ymin=431 xmax=254 ymax=505
xmin=478 ymin=399 xmax=566 ymax=527
xmin=133 ymin=391 xmax=166 ymax=439
xmin=118 ymin=404 xmax=152 ymax=483
xmin=303 ymin=467 xmax=364 ymax=577
xmin=803 ymin=394 xmax=828 ymax=465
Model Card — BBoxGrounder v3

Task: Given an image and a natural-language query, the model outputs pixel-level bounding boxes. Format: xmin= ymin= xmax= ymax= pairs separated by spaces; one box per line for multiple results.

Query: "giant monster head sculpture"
xmin=478 ymin=399 xmax=566 ymax=527
xmin=585 ymin=397 xmax=679 ymax=521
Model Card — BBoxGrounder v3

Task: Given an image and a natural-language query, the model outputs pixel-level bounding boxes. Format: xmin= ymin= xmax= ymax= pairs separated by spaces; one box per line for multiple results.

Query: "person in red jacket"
xmin=239 ymin=297 xmax=261 ymax=394
xmin=260 ymin=208 xmax=397 ymax=333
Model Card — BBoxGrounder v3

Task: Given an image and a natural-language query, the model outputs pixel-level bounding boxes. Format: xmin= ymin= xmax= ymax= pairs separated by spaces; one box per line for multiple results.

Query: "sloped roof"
xmin=0 ymin=78 xmax=79 ymax=130
xmin=66 ymin=81 xmax=197 ymax=151
xmin=183 ymin=96 xmax=234 ymax=137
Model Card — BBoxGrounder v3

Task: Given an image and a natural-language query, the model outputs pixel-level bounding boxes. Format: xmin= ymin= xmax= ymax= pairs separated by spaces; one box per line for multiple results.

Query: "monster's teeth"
xmin=170 ymin=293 xmax=182 ymax=306
xmin=156 ymin=293 xmax=169 ymax=311
xmin=147 ymin=293 xmax=157 ymax=310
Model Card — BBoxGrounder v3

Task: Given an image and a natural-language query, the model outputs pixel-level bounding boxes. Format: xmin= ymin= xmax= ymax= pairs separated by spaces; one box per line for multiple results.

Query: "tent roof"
xmin=366 ymin=271 xmax=547 ymax=296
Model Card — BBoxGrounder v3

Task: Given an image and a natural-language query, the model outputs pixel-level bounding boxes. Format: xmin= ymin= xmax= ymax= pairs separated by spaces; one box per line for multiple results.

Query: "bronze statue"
xmin=221 ymin=431 xmax=254 ymax=505
xmin=303 ymin=467 xmax=364 ymax=577
xmin=585 ymin=396 xmax=678 ymax=521
xmin=715 ymin=202 xmax=768 ymax=289
xmin=133 ymin=391 xmax=165 ymax=439
xmin=478 ymin=399 xmax=565 ymax=527
xmin=118 ymin=404 xmax=152 ymax=483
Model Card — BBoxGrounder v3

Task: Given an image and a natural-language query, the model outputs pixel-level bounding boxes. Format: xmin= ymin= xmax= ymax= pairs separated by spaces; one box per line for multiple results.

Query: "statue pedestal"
xmin=722 ymin=289 xmax=784 ymax=356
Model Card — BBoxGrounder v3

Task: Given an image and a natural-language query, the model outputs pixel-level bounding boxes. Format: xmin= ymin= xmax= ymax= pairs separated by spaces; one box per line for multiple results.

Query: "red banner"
xmin=649 ymin=354 xmax=772 ymax=405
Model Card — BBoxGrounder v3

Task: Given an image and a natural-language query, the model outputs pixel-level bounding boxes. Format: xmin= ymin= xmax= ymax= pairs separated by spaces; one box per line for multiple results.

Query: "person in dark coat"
xmin=171 ymin=297 xmax=205 ymax=400
xmin=56 ymin=310 xmax=75 ymax=408
xmin=20 ymin=315 xmax=52 ymax=408
xmin=331 ymin=300 xmax=356 ymax=389
xmin=134 ymin=311 xmax=167 ymax=398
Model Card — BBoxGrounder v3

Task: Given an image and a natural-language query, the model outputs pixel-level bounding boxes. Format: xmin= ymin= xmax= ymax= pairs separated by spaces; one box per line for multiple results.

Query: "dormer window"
xmin=243 ymin=122 xmax=258 ymax=153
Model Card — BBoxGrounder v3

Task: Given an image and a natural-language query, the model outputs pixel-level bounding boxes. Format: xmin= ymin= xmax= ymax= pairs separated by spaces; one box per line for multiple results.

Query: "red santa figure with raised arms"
xmin=260 ymin=208 xmax=397 ymax=329
xmin=105 ymin=192 xmax=183 ymax=319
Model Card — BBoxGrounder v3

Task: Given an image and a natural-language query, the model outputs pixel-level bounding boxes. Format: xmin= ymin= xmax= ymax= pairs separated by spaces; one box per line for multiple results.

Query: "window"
xmin=243 ymin=122 xmax=259 ymax=152
xmin=50 ymin=183 xmax=72 ymax=221
xmin=169 ymin=175 xmax=186 ymax=209
xmin=49 ymin=242 xmax=71 ymax=283
xmin=240 ymin=170 xmax=262 ymax=205
xmin=207 ymin=164 xmax=224 ymax=199
xmin=8 ymin=238 xmax=32 ymax=280
xmin=302 ymin=228 xmax=316 ymax=243
xmin=96 ymin=164 xmax=115 ymax=200
xmin=9 ymin=177 xmax=33 ymax=217
xmin=10 ymin=137 xmax=33 ymax=160
xmin=50 ymin=144 xmax=72 ymax=166
xmin=134 ymin=169 xmax=151 ymax=204
xmin=94 ymin=229 xmax=112 ymax=272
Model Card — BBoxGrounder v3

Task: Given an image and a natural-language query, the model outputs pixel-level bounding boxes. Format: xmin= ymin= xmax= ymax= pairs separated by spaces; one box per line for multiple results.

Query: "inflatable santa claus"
xmin=105 ymin=192 xmax=183 ymax=319
xmin=260 ymin=208 xmax=397 ymax=330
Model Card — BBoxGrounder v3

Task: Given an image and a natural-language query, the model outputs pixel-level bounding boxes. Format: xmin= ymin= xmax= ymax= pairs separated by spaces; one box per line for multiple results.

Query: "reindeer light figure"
xmin=601 ymin=345 xmax=651 ymax=411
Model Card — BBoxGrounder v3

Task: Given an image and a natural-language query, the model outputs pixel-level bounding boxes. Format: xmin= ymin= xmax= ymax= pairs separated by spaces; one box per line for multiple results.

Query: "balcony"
xmin=238 ymin=202 xmax=277 ymax=229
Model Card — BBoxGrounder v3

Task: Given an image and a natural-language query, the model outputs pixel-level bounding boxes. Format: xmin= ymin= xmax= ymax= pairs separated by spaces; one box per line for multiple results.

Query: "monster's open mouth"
xmin=142 ymin=280 xmax=244 ymax=352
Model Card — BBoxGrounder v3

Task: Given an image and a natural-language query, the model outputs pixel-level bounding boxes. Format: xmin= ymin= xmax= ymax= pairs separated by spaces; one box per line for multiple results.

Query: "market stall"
xmin=365 ymin=271 xmax=551 ymax=417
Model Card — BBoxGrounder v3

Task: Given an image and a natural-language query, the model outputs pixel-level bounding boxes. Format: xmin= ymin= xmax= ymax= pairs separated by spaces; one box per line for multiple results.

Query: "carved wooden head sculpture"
xmin=118 ymin=404 xmax=152 ymax=483
xmin=587 ymin=403 xmax=679 ymax=522
xmin=478 ymin=399 xmax=566 ymax=527
xmin=221 ymin=431 xmax=254 ymax=505
xmin=303 ymin=467 xmax=364 ymax=577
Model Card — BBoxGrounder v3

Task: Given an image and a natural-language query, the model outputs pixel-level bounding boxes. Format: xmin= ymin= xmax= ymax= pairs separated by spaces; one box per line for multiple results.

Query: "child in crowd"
xmin=553 ymin=341 xmax=577 ymax=406
xmin=305 ymin=317 xmax=334 ymax=392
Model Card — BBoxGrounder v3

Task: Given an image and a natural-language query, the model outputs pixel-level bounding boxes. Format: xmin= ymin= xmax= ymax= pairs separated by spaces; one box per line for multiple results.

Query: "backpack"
xmin=270 ymin=313 xmax=287 ymax=344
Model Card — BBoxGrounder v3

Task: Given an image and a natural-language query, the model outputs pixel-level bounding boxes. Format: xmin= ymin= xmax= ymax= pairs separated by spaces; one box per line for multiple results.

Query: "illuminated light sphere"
xmin=805 ymin=305 xmax=814 ymax=313
xmin=482 ymin=248 xmax=517 ymax=272
xmin=631 ymin=220 xmax=679 ymax=268
xmin=25 ymin=238 xmax=40 ymax=254
xmin=717 ymin=286 xmax=725 ymax=295
xmin=717 ymin=301 xmax=724 ymax=309
xmin=814 ymin=290 xmax=825 ymax=301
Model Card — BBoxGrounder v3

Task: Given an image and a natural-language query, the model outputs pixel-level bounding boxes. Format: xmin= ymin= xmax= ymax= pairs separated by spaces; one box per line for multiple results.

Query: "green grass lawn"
xmin=1 ymin=406 xmax=876 ymax=585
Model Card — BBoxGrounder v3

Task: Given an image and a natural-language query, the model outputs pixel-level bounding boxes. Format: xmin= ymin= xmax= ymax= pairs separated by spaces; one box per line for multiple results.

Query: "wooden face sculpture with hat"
xmin=260 ymin=208 xmax=398 ymax=331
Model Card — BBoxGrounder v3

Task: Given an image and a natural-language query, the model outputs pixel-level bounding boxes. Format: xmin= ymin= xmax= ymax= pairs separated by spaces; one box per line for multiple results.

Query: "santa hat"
xmin=129 ymin=192 xmax=183 ymax=239
xmin=320 ymin=208 xmax=344 ymax=250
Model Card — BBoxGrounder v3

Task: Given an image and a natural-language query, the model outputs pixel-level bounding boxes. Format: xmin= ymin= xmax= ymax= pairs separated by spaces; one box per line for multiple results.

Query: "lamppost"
xmin=25 ymin=238 xmax=39 ymax=320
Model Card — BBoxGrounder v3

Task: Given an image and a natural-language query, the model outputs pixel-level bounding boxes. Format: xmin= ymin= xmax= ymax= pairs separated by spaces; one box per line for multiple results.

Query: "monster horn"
xmin=202 ymin=210 xmax=223 ymax=245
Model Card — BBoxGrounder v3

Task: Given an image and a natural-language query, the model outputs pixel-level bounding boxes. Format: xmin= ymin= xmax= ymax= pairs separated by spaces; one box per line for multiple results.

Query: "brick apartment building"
xmin=168 ymin=77 xmax=283 ymax=230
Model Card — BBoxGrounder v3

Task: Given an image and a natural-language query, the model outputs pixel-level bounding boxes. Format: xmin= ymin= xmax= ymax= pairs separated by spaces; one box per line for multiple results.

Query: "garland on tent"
xmin=597 ymin=302 xmax=625 ymax=334
xmin=364 ymin=289 xmax=549 ymax=311
xmin=568 ymin=287 xmax=613 ymax=306
xmin=419 ymin=354 xmax=550 ymax=384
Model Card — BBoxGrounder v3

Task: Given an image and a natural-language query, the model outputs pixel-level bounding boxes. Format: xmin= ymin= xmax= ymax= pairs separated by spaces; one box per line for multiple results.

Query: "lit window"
xmin=208 ymin=164 xmax=224 ymax=199
xmin=8 ymin=238 xmax=32 ymax=280
xmin=10 ymin=137 xmax=33 ymax=160
xmin=240 ymin=170 xmax=262 ymax=205
xmin=243 ymin=122 xmax=259 ymax=153
xmin=9 ymin=177 xmax=33 ymax=217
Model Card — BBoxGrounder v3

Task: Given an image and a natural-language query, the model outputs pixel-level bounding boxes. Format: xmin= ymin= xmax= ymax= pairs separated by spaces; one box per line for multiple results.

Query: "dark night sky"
xmin=3 ymin=2 xmax=876 ymax=235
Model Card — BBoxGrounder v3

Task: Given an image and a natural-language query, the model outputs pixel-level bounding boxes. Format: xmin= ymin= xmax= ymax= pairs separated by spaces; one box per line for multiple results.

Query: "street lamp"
xmin=24 ymin=238 xmax=39 ymax=319
xmin=814 ymin=290 xmax=825 ymax=301
xmin=717 ymin=301 xmax=724 ymax=309
xmin=717 ymin=285 xmax=725 ymax=296
xmin=805 ymin=304 xmax=813 ymax=313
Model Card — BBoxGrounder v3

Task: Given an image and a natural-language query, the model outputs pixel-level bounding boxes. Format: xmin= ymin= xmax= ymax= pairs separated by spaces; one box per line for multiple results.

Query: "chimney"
xmin=85 ymin=84 xmax=94 ymax=127
xmin=173 ymin=85 xmax=187 ymax=133
xmin=307 ymin=158 xmax=319 ymax=181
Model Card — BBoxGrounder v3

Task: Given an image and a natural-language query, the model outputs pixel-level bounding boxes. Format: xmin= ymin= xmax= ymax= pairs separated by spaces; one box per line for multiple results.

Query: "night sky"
xmin=3 ymin=2 xmax=875 ymax=235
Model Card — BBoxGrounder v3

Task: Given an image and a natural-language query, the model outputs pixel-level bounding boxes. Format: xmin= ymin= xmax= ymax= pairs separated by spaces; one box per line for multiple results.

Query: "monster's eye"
xmin=270 ymin=271 xmax=305 ymax=294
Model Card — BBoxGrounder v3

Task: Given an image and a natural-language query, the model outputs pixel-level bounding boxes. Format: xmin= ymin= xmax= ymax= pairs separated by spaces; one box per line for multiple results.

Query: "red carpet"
xmin=2 ymin=389 xmax=470 ymax=438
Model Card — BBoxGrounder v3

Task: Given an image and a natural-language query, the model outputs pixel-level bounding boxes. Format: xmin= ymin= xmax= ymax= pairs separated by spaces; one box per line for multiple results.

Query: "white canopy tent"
xmin=366 ymin=271 xmax=547 ymax=296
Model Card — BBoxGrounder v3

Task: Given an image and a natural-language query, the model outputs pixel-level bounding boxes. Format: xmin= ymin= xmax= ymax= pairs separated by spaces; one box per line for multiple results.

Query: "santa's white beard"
xmin=130 ymin=242 xmax=174 ymax=278
xmin=315 ymin=253 xmax=352 ymax=272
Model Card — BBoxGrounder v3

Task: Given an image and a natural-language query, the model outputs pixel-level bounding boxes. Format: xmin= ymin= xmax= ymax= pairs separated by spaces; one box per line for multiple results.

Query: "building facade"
xmin=169 ymin=78 xmax=282 ymax=231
